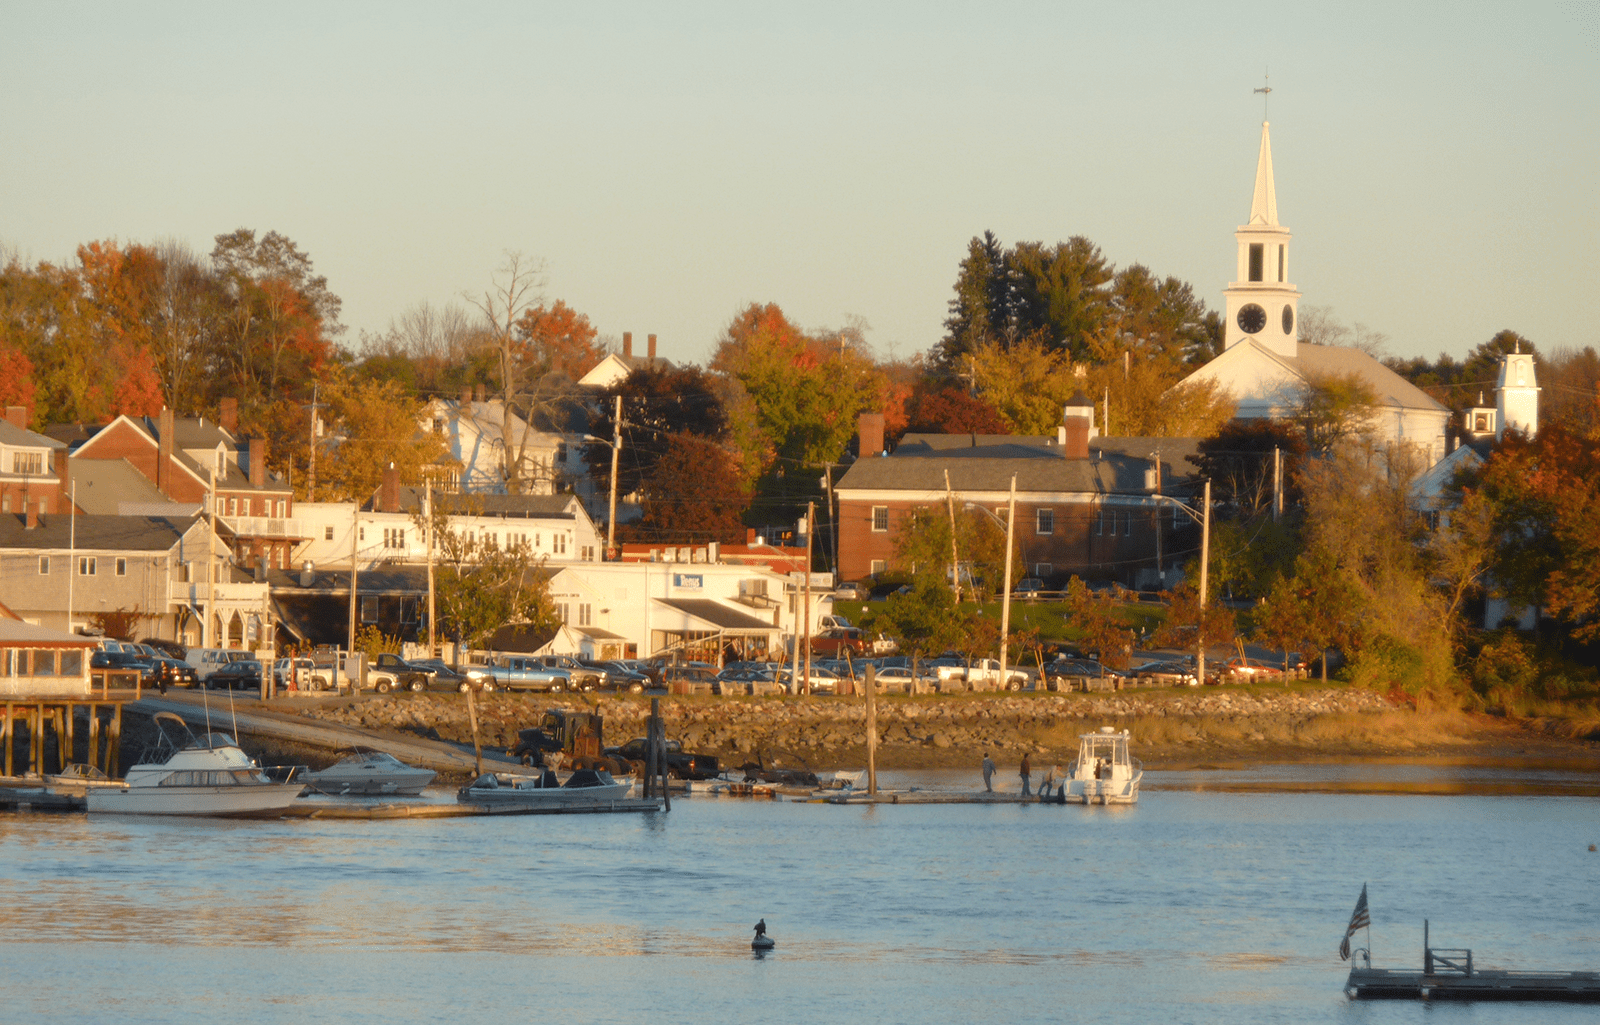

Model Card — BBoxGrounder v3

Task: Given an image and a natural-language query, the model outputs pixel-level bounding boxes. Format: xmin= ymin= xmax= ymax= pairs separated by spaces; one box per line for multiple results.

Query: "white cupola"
xmin=1496 ymin=350 xmax=1539 ymax=441
xmin=1223 ymin=121 xmax=1301 ymax=358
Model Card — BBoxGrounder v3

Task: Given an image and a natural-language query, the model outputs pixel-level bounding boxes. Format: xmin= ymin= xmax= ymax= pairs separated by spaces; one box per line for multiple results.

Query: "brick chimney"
xmin=857 ymin=412 xmax=885 ymax=458
xmin=1062 ymin=418 xmax=1090 ymax=459
xmin=623 ymin=332 xmax=633 ymax=358
xmin=249 ymin=437 xmax=266 ymax=486
xmin=5 ymin=405 xmax=24 ymax=430
xmin=474 ymin=383 xmax=485 ymax=402
xmin=54 ymin=447 xmax=68 ymax=489
xmin=459 ymin=386 xmax=472 ymax=407
xmin=157 ymin=408 xmax=175 ymax=495
xmin=219 ymin=397 xmax=238 ymax=435
xmin=381 ymin=463 xmax=400 ymax=513
xmin=647 ymin=333 xmax=657 ymax=359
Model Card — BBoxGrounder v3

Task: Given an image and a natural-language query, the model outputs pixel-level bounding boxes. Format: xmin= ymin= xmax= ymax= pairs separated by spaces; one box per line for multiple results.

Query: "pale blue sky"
xmin=3 ymin=2 xmax=1595 ymax=368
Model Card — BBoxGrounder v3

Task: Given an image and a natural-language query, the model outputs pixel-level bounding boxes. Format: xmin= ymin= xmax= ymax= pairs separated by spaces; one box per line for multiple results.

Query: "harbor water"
xmin=2 ymin=768 xmax=1597 ymax=1024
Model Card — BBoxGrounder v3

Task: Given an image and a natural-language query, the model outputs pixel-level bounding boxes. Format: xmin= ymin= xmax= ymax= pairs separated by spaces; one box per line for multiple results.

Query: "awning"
xmin=578 ymin=627 xmax=627 ymax=640
xmin=652 ymin=599 xmax=779 ymax=636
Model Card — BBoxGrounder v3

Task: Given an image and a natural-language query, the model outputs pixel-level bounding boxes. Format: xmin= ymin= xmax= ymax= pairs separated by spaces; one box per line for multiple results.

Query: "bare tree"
xmin=149 ymin=238 xmax=220 ymax=414
xmin=1298 ymin=304 xmax=1389 ymax=357
xmin=465 ymin=252 xmax=552 ymax=494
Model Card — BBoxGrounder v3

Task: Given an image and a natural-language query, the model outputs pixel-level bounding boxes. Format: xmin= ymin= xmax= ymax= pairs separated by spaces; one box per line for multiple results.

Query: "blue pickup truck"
xmin=463 ymin=655 xmax=571 ymax=693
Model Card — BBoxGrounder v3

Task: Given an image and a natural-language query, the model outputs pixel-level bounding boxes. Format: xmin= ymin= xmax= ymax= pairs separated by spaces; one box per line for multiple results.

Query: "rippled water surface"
xmin=3 ymin=770 xmax=1598 ymax=1025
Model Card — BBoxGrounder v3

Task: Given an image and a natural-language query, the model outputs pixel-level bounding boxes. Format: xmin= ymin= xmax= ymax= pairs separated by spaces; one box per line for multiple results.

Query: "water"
xmin=3 ymin=770 xmax=1598 ymax=1025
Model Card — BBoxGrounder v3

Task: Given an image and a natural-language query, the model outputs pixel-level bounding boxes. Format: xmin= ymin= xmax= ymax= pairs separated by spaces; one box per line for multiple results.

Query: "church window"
xmin=1248 ymin=244 xmax=1264 ymax=282
xmin=1277 ymin=245 xmax=1285 ymax=282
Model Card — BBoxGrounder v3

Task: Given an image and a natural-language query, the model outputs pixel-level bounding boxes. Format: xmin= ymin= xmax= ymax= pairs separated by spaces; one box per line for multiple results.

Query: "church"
xmin=1179 ymin=121 xmax=1452 ymax=466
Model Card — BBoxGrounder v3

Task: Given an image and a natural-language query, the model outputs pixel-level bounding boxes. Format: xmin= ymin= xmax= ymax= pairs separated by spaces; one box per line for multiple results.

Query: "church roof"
xmin=1286 ymin=344 xmax=1447 ymax=412
xmin=1185 ymin=340 xmax=1447 ymax=415
xmin=1249 ymin=121 xmax=1279 ymax=226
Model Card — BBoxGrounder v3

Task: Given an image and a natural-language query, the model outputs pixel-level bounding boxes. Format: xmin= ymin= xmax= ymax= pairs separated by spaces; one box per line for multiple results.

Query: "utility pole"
xmin=1104 ymin=387 xmax=1111 ymax=437
xmin=208 ymin=466 xmax=218 ymax=648
xmin=307 ymin=383 xmax=320 ymax=502
xmin=67 ymin=480 xmax=77 ymax=633
xmin=944 ymin=468 xmax=962 ymax=601
xmin=425 ymin=483 xmax=436 ymax=655
xmin=347 ymin=501 xmax=359 ymax=684
xmin=1154 ymin=450 xmax=1164 ymax=580
xmin=998 ymin=475 xmax=1016 ymax=687
xmin=865 ymin=663 xmax=877 ymax=795
xmin=1197 ymin=479 xmax=1211 ymax=688
xmin=802 ymin=501 xmax=814 ymax=695
xmin=607 ymin=394 xmax=621 ymax=557
xmin=1273 ymin=446 xmax=1282 ymax=522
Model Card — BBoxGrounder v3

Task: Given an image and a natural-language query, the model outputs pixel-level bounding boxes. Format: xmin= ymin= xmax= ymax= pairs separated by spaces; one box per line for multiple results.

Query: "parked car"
xmin=206 ymin=659 xmax=264 ymax=691
xmin=1224 ymin=656 xmax=1280 ymax=679
xmin=184 ymin=647 xmax=252 ymax=685
xmin=90 ymin=650 xmax=162 ymax=689
xmin=832 ymin=581 xmax=870 ymax=602
xmin=407 ymin=658 xmax=471 ymax=692
xmin=606 ymin=737 xmax=720 ymax=780
xmin=465 ymin=655 xmax=567 ymax=693
xmin=659 ymin=665 xmax=719 ymax=691
xmin=1131 ymin=660 xmax=1199 ymax=687
xmin=272 ymin=657 xmax=317 ymax=690
xmin=531 ymin=655 xmax=607 ymax=691
xmin=593 ymin=660 xmax=649 ymax=693
xmin=870 ymin=664 xmax=939 ymax=692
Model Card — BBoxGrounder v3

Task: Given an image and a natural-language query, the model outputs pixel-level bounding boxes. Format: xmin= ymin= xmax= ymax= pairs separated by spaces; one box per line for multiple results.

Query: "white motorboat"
xmin=457 ymin=768 xmax=634 ymax=806
xmin=302 ymin=747 xmax=436 ymax=796
xmin=1062 ymin=726 xmax=1142 ymax=805
xmin=86 ymin=712 xmax=302 ymax=817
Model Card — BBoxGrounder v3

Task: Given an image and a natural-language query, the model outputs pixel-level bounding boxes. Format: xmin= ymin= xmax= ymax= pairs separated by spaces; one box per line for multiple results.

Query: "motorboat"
xmin=456 ymin=768 xmax=634 ymax=806
xmin=302 ymin=747 xmax=436 ymax=796
xmin=85 ymin=712 xmax=303 ymax=817
xmin=1062 ymin=726 xmax=1142 ymax=805
xmin=44 ymin=763 xmax=122 ymax=788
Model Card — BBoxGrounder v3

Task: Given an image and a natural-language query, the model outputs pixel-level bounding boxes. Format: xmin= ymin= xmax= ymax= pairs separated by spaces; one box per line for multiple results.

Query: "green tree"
xmin=1297 ymin=371 xmax=1379 ymax=452
xmin=211 ymin=228 xmax=341 ymax=400
xmin=425 ymin=503 xmax=557 ymax=654
xmin=624 ymin=432 xmax=751 ymax=545
xmin=937 ymin=230 xmax=1012 ymax=371
xmin=890 ymin=504 xmax=1012 ymax=597
xmin=1007 ymin=237 xmax=1113 ymax=360
xmin=1061 ymin=577 xmax=1135 ymax=669
xmin=868 ymin=576 xmax=971 ymax=671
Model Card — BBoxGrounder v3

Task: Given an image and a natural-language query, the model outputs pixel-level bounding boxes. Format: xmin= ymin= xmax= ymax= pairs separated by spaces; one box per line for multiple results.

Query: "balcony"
xmin=222 ymin=516 xmax=307 ymax=539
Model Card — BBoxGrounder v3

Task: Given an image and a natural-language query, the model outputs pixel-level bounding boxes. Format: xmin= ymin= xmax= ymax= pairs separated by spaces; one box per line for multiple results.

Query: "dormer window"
xmin=11 ymin=451 xmax=43 ymax=475
xmin=216 ymin=450 xmax=226 ymax=477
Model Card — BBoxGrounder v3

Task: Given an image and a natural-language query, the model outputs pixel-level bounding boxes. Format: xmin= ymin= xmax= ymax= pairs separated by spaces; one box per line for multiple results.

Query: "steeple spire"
xmin=1249 ymin=121 xmax=1278 ymax=226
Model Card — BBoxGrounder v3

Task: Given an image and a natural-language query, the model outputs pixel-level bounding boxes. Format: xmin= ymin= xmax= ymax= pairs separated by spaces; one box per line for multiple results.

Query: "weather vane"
xmin=1254 ymin=71 xmax=1271 ymax=120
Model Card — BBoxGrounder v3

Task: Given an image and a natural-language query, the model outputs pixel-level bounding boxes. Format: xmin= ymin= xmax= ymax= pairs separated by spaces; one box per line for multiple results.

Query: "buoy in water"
xmin=752 ymin=917 xmax=775 ymax=950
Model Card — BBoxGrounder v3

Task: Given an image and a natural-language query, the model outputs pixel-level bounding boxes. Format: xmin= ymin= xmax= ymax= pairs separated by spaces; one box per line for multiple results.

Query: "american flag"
xmin=1339 ymin=884 xmax=1370 ymax=961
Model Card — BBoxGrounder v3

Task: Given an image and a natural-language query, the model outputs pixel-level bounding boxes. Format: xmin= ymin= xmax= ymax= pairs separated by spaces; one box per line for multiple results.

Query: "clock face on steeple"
xmin=1237 ymin=303 xmax=1267 ymax=334
xmin=1282 ymin=305 xmax=1294 ymax=334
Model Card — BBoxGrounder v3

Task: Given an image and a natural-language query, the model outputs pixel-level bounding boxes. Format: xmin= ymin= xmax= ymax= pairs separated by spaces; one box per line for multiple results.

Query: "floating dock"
xmin=284 ymin=797 xmax=664 ymax=819
xmin=1346 ymin=968 xmax=1600 ymax=1002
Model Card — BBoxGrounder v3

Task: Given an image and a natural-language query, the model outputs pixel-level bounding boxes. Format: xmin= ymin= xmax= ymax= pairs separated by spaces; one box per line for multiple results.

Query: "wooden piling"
xmin=108 ymin=704 xmax=121 ymax=778
xmin=865 ymin=665 xmax=877 ymax=795
xmin=3 ymin=703 xmax=11 ymax=777
xmin=465 ymin=686 xmax=483 ymax=776
xmin=89 ymin=708 xmax=101 ymax=773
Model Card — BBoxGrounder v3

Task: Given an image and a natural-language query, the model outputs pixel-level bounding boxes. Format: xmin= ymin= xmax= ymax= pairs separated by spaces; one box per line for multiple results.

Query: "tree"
xmin=904 ymin=385 xmax=1011 ymax=435
xmin=211 ymin=229 xmax=341 ymax=400
xmin=969 ymin=334 xmax=1075 ymax=435
xmin=512 ymin=299 xmax=604 ymax=382
xmin=1461 ymin=329 xmax=1536 ymax=391
xmin=1298 ymin=304 xmax=1389 ymax=357
xmin=586 ymin=363 xmax=731 ymax=504
xmin=465 ymin=252 xmax=549 ymax=494
xmin=1195 ymin=419 xmax=1307 ymax=519
xmin=1469 ymin=424 xmax=1600 ymax=642
xmin=423 ymin=501 xmax=557 ymax=654
xmin=312 ymin=371 xmax=448 ymax=503
xmin=868 ymin=576 xmax=971 ymax=669
xmin=1540 ymin=346 xmax=1600 ymax=438
xmin=624 ymin=432 xmax=751 ymax=545
xmin=1061 ymin=577 xmax=1135 ymax=669
xmin=890 ymin=504 xmax=1013 ymax=595
xmin=1297 ymin=371 xmax=1379 ymax=452
xmin=937 ymin=230 xmax=1012 ymax=371
xmin=1007 ymin=238 xmax=1113 ymax=360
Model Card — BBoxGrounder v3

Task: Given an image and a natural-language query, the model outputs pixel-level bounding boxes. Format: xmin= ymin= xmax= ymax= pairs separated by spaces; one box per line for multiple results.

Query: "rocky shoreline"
xmin=294 ymin=686 xmax=1598 ymax=773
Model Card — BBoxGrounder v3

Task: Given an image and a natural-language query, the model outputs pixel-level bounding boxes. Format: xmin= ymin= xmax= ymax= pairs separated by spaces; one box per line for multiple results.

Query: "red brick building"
xmin=834 ymin=412 xmax=1204 ymax=590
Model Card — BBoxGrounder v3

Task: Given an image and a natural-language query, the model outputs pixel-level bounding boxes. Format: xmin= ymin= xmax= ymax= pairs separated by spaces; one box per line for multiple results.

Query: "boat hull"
xmin=302 ymin=769 xmax=436 ymax=796
xmin=1063 ymin=779 xmax=1140 ymax=805
xmin=86 ymin=782 xmax=302 ymax=817
xmin=457 ymin=781 xmax=634 ymax=806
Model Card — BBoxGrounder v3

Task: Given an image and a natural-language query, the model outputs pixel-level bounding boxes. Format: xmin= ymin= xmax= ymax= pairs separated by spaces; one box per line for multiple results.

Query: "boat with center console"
xmin=86 ymin=712 xmax=303 ymax=817
xmin=1062 ymin=726 xmax=1142 ymax=805
xmin=457 ymin=768 xmax=633 ymax=806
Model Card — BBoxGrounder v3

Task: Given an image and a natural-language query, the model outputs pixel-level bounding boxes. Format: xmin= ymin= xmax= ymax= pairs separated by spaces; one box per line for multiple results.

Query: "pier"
xmin=1346 ymin=921 xmax=1600 ymax=1002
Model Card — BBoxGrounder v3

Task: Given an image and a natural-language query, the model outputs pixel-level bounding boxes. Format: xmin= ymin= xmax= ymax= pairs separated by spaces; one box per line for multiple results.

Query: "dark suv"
xmin=91 ymin=650 xmax=162 ymax=689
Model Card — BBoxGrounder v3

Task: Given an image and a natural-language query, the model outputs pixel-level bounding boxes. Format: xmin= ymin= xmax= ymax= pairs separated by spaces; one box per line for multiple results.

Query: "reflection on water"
xmin=2 ymin=779 xmax=1599 ymax=1024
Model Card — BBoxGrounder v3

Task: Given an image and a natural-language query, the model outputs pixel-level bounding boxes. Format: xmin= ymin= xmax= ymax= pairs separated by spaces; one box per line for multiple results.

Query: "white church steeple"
xmin=1224 ymin=121 xmax=1300 ymax=358
xmin=1496 ymin=349 xmax=1539 ymax=440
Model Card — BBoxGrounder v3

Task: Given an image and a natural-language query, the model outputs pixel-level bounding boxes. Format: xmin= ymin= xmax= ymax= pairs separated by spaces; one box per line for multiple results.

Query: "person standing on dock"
xmin=981 ymin=752 xmax=995 ymax=792
xmin=1019 ymin=753 xmax=1031 ymax=796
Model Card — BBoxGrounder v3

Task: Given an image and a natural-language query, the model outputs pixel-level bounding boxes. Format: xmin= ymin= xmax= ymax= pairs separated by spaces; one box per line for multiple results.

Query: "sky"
xmin=2 ymin=2 xmax=1596 ymax=370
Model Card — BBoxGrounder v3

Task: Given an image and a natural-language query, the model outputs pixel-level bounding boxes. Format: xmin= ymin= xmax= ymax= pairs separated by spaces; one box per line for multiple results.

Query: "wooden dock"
xmin=1346 ymin=967 xmax=1600 ymax=1002
xmin=283 ymin=798 xmax=664 ymax=819
xmin=0 ymin=782 xmax=86 ymax=812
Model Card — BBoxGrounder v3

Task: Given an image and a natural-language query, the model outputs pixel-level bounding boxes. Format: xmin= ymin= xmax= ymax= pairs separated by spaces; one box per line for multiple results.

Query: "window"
xmin=1124 ymin=510 xmax=1132 ymax=536
xmin=555 ymin=604 xmax=570 ymax=624
xmin=1096 ymin=507 xmax=1108 ymax=536
xmin=400 ymin=598 xmax=418 ymax=624
xmin=432 ymin=417 xmax=445 ymax=434
xmin=78 ymin=556 xmax=96 ymax=576
xmin=60 ymin=650 xmax=82 ymax=675
xmin=870 ymin=559 xmax=888 ymax=575
xmin=871 ymin=506 xmax=889 ymax=532
xmin=578 ymin=604 xmax=592 ymax=627
xmin=1034 ymin=563 xmax=1053 ymax=578
xmin=276 ymin=500 xmax=286 ymax=518
xmin=1035 ymin=508 xmax=1054 ymax=535
xmin=556 ymin=442 xmax=568 ymax=464
xmin=1277 ymin=245 xmax=1285 ymax=282
xmin=325 ymin=525 xmax=334 ymax=541
xmin=358 ymin=527 xmax=365 ymax=541
xmin=228 ymin=497 xmax=237 ymax=517
xmin=383 ymin=528 xmax=406 ymax=549
xmin=116 ymin=558 xmax=127 ymax=576
xmin=38 ymin=556 xmax=49 ymax=575
xmin=360 ymin=596 xmax=378 ymax=623
xmin=1248 ymin=243 xmax=1264 ymax=282
xmin=11 ymin=451 xmax=43 ymax=475
xmin=33 ymin=650 xmax=56 ymax=676
xmin=581 ymin=545 xmax=595 ymax=561
xmin=553 ymin=533 xmax=567 ymax=555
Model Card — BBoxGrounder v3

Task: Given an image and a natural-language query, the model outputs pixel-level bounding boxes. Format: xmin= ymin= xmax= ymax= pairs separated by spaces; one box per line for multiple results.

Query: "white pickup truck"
xmin=934 ymin=658 xmax=1030 ymax=691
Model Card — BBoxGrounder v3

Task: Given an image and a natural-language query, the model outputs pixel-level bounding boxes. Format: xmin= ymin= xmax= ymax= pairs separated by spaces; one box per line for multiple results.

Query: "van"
xmin=184 ymin=647 xmax=249 ymax=684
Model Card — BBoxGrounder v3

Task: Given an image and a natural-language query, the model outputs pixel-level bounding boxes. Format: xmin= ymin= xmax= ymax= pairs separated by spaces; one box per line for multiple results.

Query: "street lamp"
xmin=1148 ymin=481 xmax=1212 ymax=685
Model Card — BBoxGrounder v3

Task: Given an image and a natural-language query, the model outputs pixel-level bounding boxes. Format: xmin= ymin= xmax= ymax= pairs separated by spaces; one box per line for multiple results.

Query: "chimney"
xmin=460 ymin=387 xmax=473 ymax=407
xmin=54 ymin=447 xmax=68 ymax=486
xmin=648 ymin=334 xmax=657 ymax=359
xmin=25 ymin=496 xmax=39 ymax=529
xmin=1062 ymin=418 xmax=1090 ymax=459
xmin=249 ymin=437 xmax=266 ymax=486
xmin=623 ymin=332 xmax=633 ymax=358
xmin=857 ymin=412 xmax=885 ymax=458
xmin=157 ymin=408 xmax=175 ymax=495
xmin=300 ymin=561 xmax=315 ymax=587
xmin=474 ymin=383 xmax=485 ymax=402
xmin=381 ymin=463 xmax=400 ymax=513
xmin=219 ymin=397 xmax=238 ymax=435
xmin=5 ymin=405 xmax=24 ymax=430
